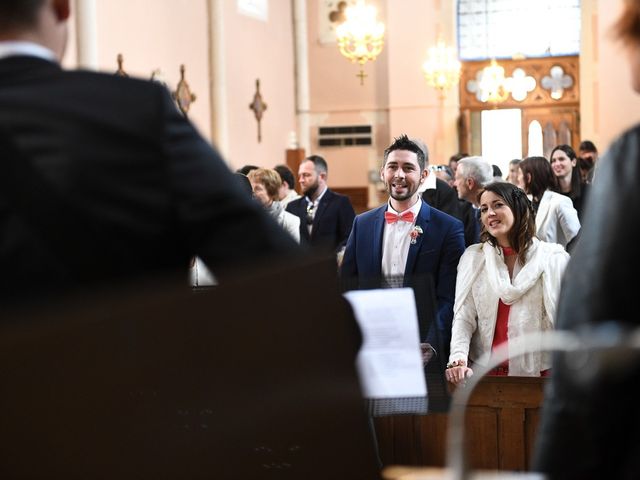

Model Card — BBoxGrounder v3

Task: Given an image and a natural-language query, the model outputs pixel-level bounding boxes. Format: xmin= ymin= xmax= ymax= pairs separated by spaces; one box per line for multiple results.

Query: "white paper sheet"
xmin=344 ymin=288 xmax=427 ymax=399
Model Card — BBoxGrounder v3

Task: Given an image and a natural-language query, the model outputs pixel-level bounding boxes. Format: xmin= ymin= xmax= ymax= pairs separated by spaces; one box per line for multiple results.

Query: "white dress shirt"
xmin=381 ymin=198 xmax=423 ymax=278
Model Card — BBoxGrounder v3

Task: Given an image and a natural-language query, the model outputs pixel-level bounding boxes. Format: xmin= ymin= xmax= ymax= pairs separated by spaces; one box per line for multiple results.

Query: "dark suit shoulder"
xmin=286 ymin=196 xmax=306 ymax=212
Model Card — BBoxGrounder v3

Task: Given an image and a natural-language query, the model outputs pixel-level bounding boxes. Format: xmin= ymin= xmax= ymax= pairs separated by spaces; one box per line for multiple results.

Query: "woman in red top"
xmin=446 ymin=182 xmax=569 ymax=385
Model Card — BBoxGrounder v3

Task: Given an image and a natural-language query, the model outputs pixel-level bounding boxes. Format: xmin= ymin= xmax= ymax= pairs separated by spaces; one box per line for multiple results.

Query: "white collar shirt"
xmin=0 ymin=41 xmax=57 ymax=62
xmin=381 ymin=198 xmax=423 ymax=279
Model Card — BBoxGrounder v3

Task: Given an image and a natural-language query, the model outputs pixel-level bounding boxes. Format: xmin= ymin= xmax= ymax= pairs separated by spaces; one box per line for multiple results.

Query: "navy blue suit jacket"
xmin=341 ymin=202 xmax=465 ymax=357
xmin=286 ymin=189 xmax=355 ymax=252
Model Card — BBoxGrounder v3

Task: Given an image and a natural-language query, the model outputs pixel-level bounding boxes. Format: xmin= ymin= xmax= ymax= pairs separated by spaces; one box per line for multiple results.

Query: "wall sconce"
xmin=422 ymin=39 xmax=461 ymax=99
xmin=335 ymin=0 xmax=385 ymax=85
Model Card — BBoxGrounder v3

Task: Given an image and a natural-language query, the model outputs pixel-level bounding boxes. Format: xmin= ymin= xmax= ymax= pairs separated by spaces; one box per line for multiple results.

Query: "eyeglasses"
xmin=306 ymin=203 xmax=315 ymax=225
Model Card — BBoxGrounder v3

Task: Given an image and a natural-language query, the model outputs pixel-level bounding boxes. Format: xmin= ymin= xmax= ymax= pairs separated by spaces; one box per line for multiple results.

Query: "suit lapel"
xmin=404 ymin=202 xmax=430 ymax=276
xmin=311 ymin=189 xmax=331 ymax=238
xmin=372 ymin=207 xmax=385 ymax=276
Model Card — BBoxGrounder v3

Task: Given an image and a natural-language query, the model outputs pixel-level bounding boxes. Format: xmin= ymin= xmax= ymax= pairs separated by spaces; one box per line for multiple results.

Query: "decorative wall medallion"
xmin=249 ymin=79 xmax=268 ymax=143
xmin=541 ymin=65 xmax=573 ymax=100
xmin=172 ymin=65 xmax=197 ymax=117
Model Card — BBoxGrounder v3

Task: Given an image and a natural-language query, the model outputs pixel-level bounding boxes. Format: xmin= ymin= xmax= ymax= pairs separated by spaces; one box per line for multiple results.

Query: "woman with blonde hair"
xmin=248 ymin=168 xmax=300 ymax=243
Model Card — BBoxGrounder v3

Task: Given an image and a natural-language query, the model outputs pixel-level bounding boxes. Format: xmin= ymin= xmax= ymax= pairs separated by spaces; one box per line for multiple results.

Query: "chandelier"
xmin=336 ymin=0 xmax=385 ymax=85
xmin=421 ymin=39 xmax=461 ymax=98
xmin=479 ymin=59 xmax=511 ymax=104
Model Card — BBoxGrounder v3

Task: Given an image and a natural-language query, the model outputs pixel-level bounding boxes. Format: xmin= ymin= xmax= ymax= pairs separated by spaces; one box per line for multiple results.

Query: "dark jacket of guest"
xmin=533 ymin=124 xmax=640 ymax=479
xmin=422 ymin=177 xmax=461 ymax=221
xmin=286 ymin=189 xmax=355 ymax=252
xmin=0 ymin=55 xmax=298 ymax=300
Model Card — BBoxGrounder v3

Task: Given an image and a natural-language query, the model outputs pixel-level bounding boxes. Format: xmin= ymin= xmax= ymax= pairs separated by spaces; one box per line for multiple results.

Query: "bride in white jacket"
xmin=446 ymin=182 xmax=569 ymax=385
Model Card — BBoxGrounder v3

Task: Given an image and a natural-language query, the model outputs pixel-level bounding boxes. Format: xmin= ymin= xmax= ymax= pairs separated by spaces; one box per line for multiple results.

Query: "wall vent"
xmin=318 ymin=125 xmax=372 ymax=147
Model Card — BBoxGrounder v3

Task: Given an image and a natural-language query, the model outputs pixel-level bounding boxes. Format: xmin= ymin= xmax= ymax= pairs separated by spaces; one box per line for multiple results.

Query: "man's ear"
xmin=52 ymin=0 xmax=71 ymax=21
xmin=420 ymin=168 xmax=429 ymax=184
xmin=467 ymin=177 xmax=475 ymax=190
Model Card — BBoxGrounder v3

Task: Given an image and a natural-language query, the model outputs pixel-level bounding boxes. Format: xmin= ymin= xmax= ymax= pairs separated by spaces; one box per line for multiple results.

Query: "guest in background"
xmin=446 ymin=182 xmax=569 ymax=385
xmin=248 ymin=168 xmax=300 ymax=243
xmin=550 ymin=144 xmax=589 ymax=221
xmin=448 ymin=152 xmax=469 ymax=182
xmin=518 ymin=156 xmax=580 ymax=250
xmin=454 ymin=156 xmax=494 ymax=246
xmin=286 ymin=155 xmax=355 ymax=253
xmin=433 ymin=165 xmax=455 ymax=188
xmin=274 ymin=164 xmax=301 ymax=208
xmin=412 ymin=137 xmax=461 ymax=221
xmin=578 ymin=139 xmax=598 ymax=183
xmin=492 ymin=164 xmax=504 ymax=182
xmin=236 ymin=165 xmax=259 ymax=176
xmin=506 ymin=159 xmax=521 ymax=185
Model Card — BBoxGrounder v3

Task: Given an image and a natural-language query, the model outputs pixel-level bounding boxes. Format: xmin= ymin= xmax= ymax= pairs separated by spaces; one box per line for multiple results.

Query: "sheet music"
xmin=344 ymin=288 xmax=427 ymax=398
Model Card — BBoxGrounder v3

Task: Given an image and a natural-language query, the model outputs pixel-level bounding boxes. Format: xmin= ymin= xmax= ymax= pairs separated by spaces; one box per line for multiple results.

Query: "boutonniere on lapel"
xmin=409 ymin=225 xmax=423 ymax=245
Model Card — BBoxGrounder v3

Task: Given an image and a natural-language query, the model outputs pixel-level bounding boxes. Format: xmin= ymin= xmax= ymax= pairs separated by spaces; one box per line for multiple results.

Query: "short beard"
xmin=386 ymin=182 xmax=417 ymax=202
xmin=303 ymin=180 xmax=320 ymax=199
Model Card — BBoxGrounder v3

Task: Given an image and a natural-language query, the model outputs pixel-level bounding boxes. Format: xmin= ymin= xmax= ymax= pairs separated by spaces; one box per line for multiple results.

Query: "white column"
xmin=74 ymin=0 xmax=98 ymax=70
xmin=293 ymin=0 xmax=311 ymax=153
xmin=207 ymin=0 xmax=230 ymax=160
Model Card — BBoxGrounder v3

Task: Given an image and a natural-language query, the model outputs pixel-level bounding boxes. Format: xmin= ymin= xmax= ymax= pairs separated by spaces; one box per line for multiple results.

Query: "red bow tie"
xmin=384 ymin=210 xmax=415 ymax=224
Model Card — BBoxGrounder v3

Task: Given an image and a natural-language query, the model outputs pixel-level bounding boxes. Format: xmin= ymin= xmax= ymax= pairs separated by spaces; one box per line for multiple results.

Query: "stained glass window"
xmin=458 ymin=0 xmax=580 ymax=60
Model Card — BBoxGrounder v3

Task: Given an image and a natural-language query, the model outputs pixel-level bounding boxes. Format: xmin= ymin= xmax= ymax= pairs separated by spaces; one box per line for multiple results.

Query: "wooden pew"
xmin=374 ymin=376 xmax=546 ymax=471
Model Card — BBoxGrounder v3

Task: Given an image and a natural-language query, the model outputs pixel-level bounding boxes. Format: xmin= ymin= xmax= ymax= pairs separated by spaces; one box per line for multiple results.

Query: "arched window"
xmin=528 ymin=120 xmax=543 ymax=157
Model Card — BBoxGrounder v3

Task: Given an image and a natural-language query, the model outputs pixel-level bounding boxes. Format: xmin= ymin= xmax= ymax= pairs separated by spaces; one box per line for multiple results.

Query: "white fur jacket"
xmin=449 ymin=239 xmax=569 ymax=376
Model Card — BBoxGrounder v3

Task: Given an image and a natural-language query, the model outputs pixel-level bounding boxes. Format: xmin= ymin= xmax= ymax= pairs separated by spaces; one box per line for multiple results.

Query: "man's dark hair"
xmin=0 ymin=0 xmax=45 ymax=31
xmin=305 ymin=155 xmax=328 ymax=175
xmin=236 ymin=165 xmax=259 ymax=176
xmin=449 ymin=152 xmax=469 ymax=165
xmin=274 ymin=164 xmax=295 ymax=189
xmin=383 ymin=134 xmax=426 ymax=171
xmin=579 ymin=140 xmax=598 ymax=153
xmin=492 ymin=164 xmax=503 ymax=177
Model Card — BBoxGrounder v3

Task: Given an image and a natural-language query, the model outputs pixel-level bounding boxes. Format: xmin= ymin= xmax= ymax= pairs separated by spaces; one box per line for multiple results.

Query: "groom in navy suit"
xmin=341 ymin=135 xmax=465 ymax=361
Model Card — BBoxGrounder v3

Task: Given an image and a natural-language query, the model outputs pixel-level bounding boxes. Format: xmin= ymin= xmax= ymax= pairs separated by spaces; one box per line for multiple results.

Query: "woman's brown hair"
xmin=478 ymin=182 xmax=536 ymax=265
